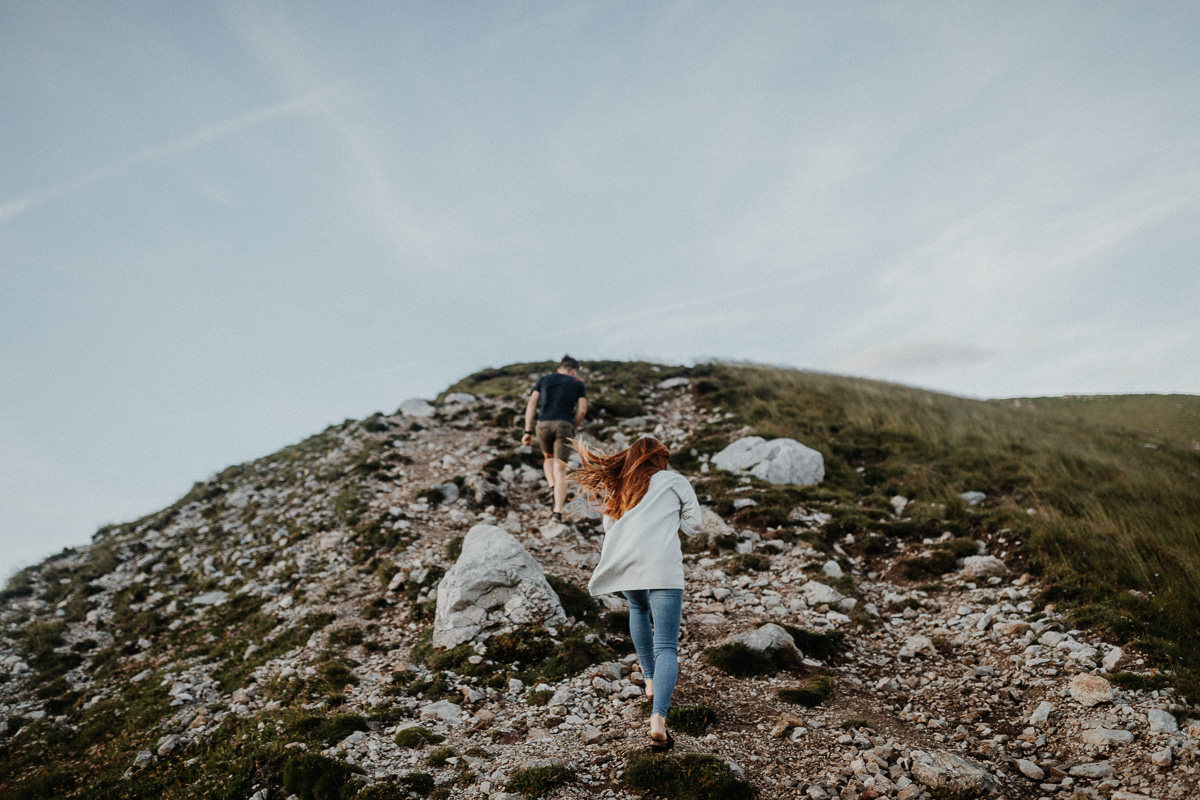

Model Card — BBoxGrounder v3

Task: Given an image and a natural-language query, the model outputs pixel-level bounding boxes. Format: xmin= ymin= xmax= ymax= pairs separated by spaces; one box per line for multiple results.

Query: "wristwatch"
xmin=523 ymin=430 xmax=533 ymax=435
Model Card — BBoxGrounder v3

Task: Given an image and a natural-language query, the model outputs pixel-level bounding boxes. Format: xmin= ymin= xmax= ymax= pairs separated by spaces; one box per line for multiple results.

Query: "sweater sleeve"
xmin=673 ymin=474 xmax=702 ymax=537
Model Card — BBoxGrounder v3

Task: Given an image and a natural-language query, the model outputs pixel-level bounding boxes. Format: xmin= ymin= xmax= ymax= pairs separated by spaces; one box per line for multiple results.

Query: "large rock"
xmin=399 ymin=398 xmax=436 ymax=417
xmin=433 ymin=525 xmax=566 ymax=648
xmin=911 ymin=750 xmax=999 ymax=796
xmin=726 ymin=623 xmax=802 ymax=660
xmin=1069 ymin=674 xmax=1114 ymax=707
xmin=562 ymin=495 xmax=602 ymax=523
xmin=712 ymin=436 xmax=825 ymax=486
xmin=961 ymin=555 xmax=1006 ymax=578
xmin=700 ymin=507 xmax=734 ymax=538
xmin=800 ymin=580 xmax=853 ymax=612
xmin=1147 ymin=708 xmax=1178 ymax=733
xmin=419 ymin=699 xmax=463 ymax=725
xmin=442 ymin=392 xmax=476 ymax=405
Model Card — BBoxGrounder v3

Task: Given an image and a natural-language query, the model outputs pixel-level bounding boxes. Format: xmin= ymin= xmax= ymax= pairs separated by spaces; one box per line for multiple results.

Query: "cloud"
xmin=0 ymin=85 xmax=341 ymax=226
xmin=841 ymin=341 xmax=997 ymax=374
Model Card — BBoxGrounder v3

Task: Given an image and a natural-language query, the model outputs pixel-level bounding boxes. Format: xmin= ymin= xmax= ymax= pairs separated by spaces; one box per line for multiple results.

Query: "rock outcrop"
xmin=432 ymin=524 xmax=566 ymax=648
xmin=712 ymin=436 xmax=825 ymax=485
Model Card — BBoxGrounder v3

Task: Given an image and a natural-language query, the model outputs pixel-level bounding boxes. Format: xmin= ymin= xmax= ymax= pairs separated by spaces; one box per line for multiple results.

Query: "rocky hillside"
xmin=1 ymin=361 xmax=1196 ymax=800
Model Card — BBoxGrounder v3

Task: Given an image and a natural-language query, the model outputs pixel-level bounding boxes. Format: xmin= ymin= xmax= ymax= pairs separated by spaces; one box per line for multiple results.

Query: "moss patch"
xmin=667 ymin=704 xmax=717 ymax=736
xmin=624 ymin=753 xmax=756 ymax=800
xmin=778 ymin=675 xmax=834 ymax=707
xmin=506 ymin=763 xmax=573 ymax=799
xmin=702 ymin=641 xmax=799 ymax=678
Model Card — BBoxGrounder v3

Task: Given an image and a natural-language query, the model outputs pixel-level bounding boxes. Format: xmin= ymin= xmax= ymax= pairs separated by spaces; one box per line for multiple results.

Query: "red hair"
xmin=570 ymin=437 xmax=671 ymax=521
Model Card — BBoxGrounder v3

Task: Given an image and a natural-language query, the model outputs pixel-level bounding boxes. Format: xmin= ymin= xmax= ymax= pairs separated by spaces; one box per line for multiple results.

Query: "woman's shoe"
xmin=649 ymin=732 xmax=674 ymax=752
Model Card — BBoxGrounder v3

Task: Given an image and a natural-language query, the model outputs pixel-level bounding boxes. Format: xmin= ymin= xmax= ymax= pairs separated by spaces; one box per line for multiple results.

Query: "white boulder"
xmin=419 ymin=699 xmax=463 ymax=725
xmin=800 ymin=580 xmax=853 ymax=612
xmin=399 ymin=398 xmax=436 ymax=417
xmin=712 ymin=436 xmax=824 ymax=486
xmin=821 ymin=560 xmax=844 ymax=579
xmin=562 ymin=495 xmax=602 ymax=523
xmin=432 ymin=524 xmax=566 ymax=648
xmin=1147 ymin=708 xmax=1178 ymax=734
xmin=700 ymin=507 xmax=733 ymax=538
xmin=726 ymin=623 xmax=802 ymax=660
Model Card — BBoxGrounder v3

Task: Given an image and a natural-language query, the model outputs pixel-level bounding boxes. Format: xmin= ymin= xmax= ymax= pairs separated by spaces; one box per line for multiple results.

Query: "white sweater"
xmin=587 ymin=470 xmax=702 ymax=596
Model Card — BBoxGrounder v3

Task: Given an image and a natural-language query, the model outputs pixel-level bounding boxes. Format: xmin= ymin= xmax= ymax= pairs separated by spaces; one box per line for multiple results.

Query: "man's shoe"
xmin=551 ymin=512 xmax=564 ymax=524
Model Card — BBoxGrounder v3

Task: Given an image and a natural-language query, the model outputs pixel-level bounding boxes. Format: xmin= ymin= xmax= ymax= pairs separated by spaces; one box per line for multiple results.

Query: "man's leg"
xmin=542 ymin=455 xmax=556 ymax=490
xmin=553 ymin=459 xmax=568 ymax=513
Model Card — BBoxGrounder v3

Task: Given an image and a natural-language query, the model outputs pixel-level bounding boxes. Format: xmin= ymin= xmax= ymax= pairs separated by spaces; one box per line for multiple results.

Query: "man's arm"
xmin=521 ymin=391 xmax=539 ymax=447
xmin=573 ymin=396 xmax=587 ymax=429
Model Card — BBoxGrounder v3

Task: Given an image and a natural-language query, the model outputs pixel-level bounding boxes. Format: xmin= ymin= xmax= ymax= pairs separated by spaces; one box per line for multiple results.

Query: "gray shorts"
xmin=536 ymin=420 xmax=575 ymax=461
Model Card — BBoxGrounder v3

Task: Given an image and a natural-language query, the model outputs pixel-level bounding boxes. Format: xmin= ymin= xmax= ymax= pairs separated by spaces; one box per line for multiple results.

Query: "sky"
xmin=2 ymin=1 xmax=1199 ymax=580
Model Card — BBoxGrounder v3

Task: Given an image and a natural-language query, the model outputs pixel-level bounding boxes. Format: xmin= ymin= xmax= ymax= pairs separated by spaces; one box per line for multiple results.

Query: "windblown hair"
xmin=570 ymin=436 xmax=671 ymax=521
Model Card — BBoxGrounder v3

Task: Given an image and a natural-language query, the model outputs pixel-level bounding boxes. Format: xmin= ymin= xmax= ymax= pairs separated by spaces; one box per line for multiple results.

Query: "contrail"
xmin=0 ymin=83 xmax=344 ymax=226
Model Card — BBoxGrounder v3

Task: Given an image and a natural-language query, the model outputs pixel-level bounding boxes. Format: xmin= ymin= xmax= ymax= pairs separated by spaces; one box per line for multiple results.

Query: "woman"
xmin=572 ymin=436 xmax=701 ymax=750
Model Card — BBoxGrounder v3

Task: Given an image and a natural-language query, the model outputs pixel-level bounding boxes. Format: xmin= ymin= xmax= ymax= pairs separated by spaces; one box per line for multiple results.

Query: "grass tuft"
xmin=778 ymin=675 xmax=834 ymax=707
xmin=702 ymin=641 xmax=799 ymax=678
xmin=394 ymin=726 xmax=445 ymax=749
xmin=506 ymin=763 xmax=573 ymax=799
xmin=667 ymin=704 xmax=718 ymax=736
xmin=624 ymin=753 xmax=757 ymax=800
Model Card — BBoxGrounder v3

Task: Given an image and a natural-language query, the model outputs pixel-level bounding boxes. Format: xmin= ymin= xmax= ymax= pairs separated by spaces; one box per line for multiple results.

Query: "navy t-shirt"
xmin=532 ymin=373 xmax=587 ymax=423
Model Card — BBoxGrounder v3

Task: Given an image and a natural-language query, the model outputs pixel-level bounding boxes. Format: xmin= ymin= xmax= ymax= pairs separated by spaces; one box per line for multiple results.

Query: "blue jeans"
xmin=622 ymin=588 xmax=683 ymax=719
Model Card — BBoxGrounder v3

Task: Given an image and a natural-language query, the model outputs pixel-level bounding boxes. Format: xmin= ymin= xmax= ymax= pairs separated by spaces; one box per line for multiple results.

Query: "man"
xmin=521 ymin=355 xmax=588 ymax=522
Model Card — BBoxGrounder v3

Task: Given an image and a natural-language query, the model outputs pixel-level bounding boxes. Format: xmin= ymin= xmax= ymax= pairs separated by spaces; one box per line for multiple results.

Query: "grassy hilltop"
xmin=449 ymin=361 xmax=1200 ymax=700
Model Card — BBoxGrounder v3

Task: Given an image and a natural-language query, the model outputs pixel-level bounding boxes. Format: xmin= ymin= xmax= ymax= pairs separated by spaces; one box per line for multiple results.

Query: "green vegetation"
xmin=702 ymin=641 xmax=799 ymax=678
xmin=726 ymin=553 xmax=771 ymax=575
xmin=424 ymin=746 xmax=455 ymax=768
xmin=409 ymin=622 xmax=611 ymax=691
xmin=544 ymin=575 xmax=598 ymax=624
xmin=506 ymin=763 xmax=572 ymax=799
xmin=282 ymin=751 xmax=361 ymax=800
xmin=1108 ymin=671 xmax=1173 ymax=692
xmin=667 ymin=704 xmax=718 ymax=736
xmin=394 ymin=727 xmax=445 ymax=749
xmin=1015 ymin=394 xmax=1200 ymax=445
xmin=687 ymin=362 xmax=1200 ymax=702
xmin=624 ymin=753 xmax=757 ymax=800
xmin=292 ymin=715 xmax=369 ymax=746
xmin=766 ymin=623 xmax=847 ymax=661
xmin=397 ymin=773 xmax=435 ymax=796
xmin=778 ymin=674 xmax=835 ymax=707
